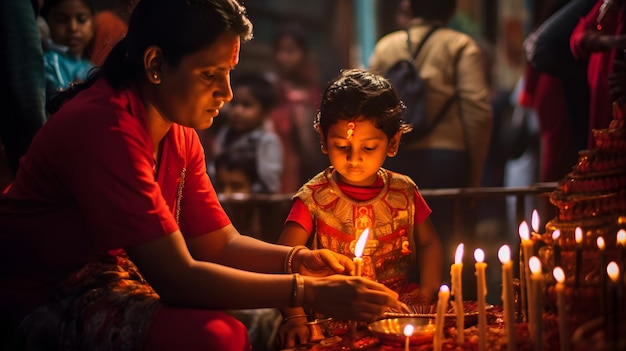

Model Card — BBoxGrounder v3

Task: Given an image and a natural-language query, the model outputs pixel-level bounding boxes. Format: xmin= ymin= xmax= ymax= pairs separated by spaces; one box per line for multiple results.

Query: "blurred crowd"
xmin=2 ymin=0 xmax=626 ymax=348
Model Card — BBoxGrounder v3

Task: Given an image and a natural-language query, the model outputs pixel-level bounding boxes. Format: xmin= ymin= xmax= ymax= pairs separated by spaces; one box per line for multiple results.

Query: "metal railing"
xmin=217 ymin=183 xmax=558 ymax=244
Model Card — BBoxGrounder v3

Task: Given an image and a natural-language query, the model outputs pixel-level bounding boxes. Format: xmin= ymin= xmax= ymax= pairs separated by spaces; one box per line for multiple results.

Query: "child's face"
xmin=47 ymin=0 xmax=94 ymax=57
xmin=274 ymin=36 xmax=305 ymax=77
xmin=227 ymin=86 xmax=266 ymax=133
xmin=322 ymin=118 xmax=400 ymax=187
xmin=215 ymin=167 xmax=252 ymax=195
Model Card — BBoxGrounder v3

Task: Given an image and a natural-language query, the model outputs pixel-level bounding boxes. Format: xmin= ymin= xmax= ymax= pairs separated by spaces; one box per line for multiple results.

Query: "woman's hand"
xmin=293 ymin=248 xmax=355 ymax=277
xmin=304 ymin=275 xmax=401 ymax=322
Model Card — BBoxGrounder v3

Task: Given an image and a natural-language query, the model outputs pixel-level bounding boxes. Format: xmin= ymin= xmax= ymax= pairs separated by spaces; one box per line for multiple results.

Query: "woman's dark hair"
xmin=40 ymin=0 xmax=96 ymax=19
xmin=315 ymin=69 xmax=410 ymax=141
xmin=408 ymin=0 xmax=457 ymax=22
xmin=48 ymin=0 xmax=253 ymax=114
xmin=231 ymin=73 xmax=277 ymax=112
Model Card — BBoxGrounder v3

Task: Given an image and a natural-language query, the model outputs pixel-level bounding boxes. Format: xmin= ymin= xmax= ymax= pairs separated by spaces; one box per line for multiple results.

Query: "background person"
xmin=369 ymin=0 xmax=493 ymax=284
xmin=41 ymin=0 xmax=95 ymax=103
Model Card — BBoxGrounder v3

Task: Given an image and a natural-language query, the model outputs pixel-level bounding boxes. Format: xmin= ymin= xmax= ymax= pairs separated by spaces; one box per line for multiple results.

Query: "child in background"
xmin=208 ymin=72 xmax=283 ymax=194
xmin=41 ymin=0 xmax=95 ymax=102
xmin=275 ymin=69 xmax=443 ymax=349
xmin=213 ymin=148 xmax=258 ymax=196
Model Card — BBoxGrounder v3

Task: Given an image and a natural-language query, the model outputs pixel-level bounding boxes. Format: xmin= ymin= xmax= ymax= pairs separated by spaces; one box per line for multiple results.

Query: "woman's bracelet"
xmin=290 ymin=273 xmax=305 ymax=307
xmin=284 ymin=245 xmax=308 ymax=274
xmin=282 ymin=314 xmax=308 ymax=323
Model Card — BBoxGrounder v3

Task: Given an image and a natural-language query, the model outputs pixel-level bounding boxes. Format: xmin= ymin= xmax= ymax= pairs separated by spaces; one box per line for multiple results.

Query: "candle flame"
xmin=519 ymin=221 xmax=530 ymax=241
xmin=575 ymin=227 xmax=583 ymax=244
xmin=617 ymin=229 xmax=626 ymax=246
xmin=529 ymin=256 xmax=542 ymax=274
xmin=474 ymin=248 xmax=485 ymax=263
xmin=354 ymin=228 xmax=369 ymax=258
xmin=597 ymin=236 xmax=605 ymax=250
xmin=455 ymin=243 xmax=464 ymax=264
xmin=498 ymin=245 xmax=511 ymax=264
xmin=553 ymin=267 xmax=565 ymax=283
xmin=552 ymin=230 xmax=561 ymax=241
xmin=439 ymin=284 xmax=449 ymax=293
xmin=532 ymin=209 xmax=540 ymax=232
xmin=607 ymin=261 xmax=620 ymax=282
xmin=403 ymin=324 xmax=415 ymax=337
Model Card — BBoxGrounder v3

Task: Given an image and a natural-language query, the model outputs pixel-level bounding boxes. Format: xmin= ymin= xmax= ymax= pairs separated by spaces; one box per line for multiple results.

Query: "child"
xmin=275 ymin=69 xmax=443 ymax=349
xmin=41 ymin=0 xmax=95 ymax=102
xmin=208 ymin=72 xmax=283 ymax=194
xmin=213 ymin=147 xmax=258 ymax=196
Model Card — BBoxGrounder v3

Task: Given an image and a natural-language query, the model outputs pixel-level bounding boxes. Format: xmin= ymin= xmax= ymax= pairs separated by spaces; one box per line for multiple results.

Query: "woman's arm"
xmin=126 ymin=229 xmax=401 ymax=319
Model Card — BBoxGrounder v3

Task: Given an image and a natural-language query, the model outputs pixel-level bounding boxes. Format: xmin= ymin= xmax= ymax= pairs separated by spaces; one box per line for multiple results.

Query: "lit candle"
xmin=351 ymin=228 xmax=369 ymax=334
xmin=617 ymin=229 xmax=626 ymax=276
xmin=498 ymin=245 xmax=516 ymax=351
xmin=553 ymin=267 xmax=568 ymax=351
xmin=404 ymin=324 xmax=414 ymax=351
xmin=433 ymin=284 xmax=450 ymax=351
xmin=529 ymin=256 xmax=544 ymax=351
xmin=474 ymin=248 xmax=488 ymax=351
xmin=532 ymin=209 xmax=541 ymax=236
xmin=606 ymin=262 xmax=620 ymax=346
xmin=552 ymin=230 xmax=562 ymax=268
xmin=597 ymin=236 xmax=607 ymax=322
xmin=353 ymin=228 xmax=369 ymax=277
xmin=519 ymin=221 xmax=533 ymax=322
xmin=450 ymin=243 xmax=465 ymax=344
xmin=575 ymin=227 xmax=583 ymax=288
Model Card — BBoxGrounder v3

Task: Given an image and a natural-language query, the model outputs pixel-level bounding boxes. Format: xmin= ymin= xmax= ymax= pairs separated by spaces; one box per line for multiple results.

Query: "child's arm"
xmin=414 ymin=217 xmax=443 ymax=302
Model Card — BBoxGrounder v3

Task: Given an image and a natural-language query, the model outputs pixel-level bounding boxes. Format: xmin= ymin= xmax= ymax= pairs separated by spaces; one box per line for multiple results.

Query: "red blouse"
xmin=0 ymin=78 xmax=230 ymax=322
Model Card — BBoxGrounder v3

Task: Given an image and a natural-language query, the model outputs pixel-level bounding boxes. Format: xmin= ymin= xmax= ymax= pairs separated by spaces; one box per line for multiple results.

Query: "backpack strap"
xmin=406 ymin=25 xmax=441 ymax=61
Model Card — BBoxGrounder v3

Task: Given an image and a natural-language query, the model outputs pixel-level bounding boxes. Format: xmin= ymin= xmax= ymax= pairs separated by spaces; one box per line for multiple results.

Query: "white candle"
xmin=474 ymin=248 xmax=488 ymax=351
xmin=353 ymin=228 xmax=369 ymax=277
xmin=617 ymin=230 xmax=626 ymax=279
xmin=532 ymin=209 xmax=541 ymax=236
xmin=575 ymin=227 xmax=583 ymax=288
xmin=499 ymin=245 xmax=516 ymax=351
xmin=607 ymin=262 xmax=620 ymax=344
xmin=529 ymin=256 xmax=544 ymax=351
xmin=597 ymin=236 xmax=607 ymax=321
xmin=403 ymin=324 xmax=414 ymax=351
xmin=552 ymin=230 xmax=562 ymax=267
xmin=553 ymin=267 xmax=568 ymax=351
xmin=433 ymin=284 xmax=450 ymax=351
xmin=351 ymin=228 xmax=369 ymax=334
xmin=450 ymin=243 xmax=465 ymax=344
xmin=519 ymin=221 xmax=533 ymax=322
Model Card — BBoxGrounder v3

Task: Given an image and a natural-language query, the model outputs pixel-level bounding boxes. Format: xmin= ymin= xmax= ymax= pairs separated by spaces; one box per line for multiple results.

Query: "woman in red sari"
xmin=0 ymin=1 xmax=402 ymax=350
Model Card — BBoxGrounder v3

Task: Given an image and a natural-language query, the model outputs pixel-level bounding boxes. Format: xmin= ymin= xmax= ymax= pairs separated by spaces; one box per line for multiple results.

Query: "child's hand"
xmin=275 ymin=316 xmax=310 ymax=349
xmin=293 ymin=248 xmax=355 ymax=277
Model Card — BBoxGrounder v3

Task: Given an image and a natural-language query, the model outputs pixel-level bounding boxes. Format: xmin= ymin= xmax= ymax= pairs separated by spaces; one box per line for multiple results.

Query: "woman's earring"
xmin=152 ymin=73 xmax=159 ymax=80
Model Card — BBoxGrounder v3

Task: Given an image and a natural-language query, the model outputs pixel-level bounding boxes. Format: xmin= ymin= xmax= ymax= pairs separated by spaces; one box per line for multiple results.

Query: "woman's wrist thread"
xmin=284 ymin=245 xmax=308 ymax=274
